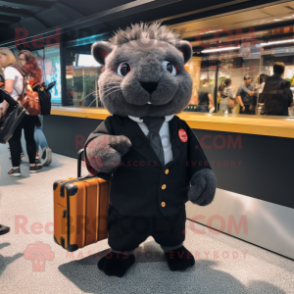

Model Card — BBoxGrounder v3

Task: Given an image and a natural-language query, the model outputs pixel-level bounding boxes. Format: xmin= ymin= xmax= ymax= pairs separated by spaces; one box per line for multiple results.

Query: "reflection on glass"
xmin=32 ymin=45 xmax=62 ymax=106
xmin=58 ymin=8 xmax=294 ymax=116
xmin=179 ymin=7 xmax=294 ymax=116
xmin=44 ymin=45 xmax=61 ymax=105
xmin=65 ymin=44 xmax=103 ymax=108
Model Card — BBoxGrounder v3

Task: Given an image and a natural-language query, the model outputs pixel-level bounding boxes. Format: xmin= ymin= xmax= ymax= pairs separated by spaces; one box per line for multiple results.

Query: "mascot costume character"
xmin=84 ymin=22 xmax=217 ymax=277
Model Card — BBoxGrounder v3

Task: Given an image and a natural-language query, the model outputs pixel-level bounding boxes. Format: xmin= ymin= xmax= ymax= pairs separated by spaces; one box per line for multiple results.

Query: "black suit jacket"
xmin=260 ymin=75 xmax=293 ymax=116
xmin=85 ymin=115 xmax=211 ymax=217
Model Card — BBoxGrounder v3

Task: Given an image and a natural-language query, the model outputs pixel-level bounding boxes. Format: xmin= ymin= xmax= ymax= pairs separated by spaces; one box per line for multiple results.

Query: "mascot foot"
xmin=165 ymin=246 xmax=195 ymax=271
xmin=98 ymin=252 xmax=135 ymax=277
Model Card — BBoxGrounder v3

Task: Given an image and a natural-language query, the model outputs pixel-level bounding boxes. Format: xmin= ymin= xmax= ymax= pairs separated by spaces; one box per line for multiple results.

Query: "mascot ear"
xmin=176 ymin=41 xmax=193 ymax=64
xmin=92 ymin=41 xmax=112 ymax=65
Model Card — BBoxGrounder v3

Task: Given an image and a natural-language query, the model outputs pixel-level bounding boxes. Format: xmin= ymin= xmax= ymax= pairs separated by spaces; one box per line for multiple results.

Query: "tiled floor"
xmin=0 ymin=143 xmax=293 ymax=294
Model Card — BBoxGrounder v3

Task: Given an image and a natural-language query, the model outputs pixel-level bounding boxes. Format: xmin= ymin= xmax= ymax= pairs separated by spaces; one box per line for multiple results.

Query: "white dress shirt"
xmin=128 ymin=114 xmax=175 ymax=165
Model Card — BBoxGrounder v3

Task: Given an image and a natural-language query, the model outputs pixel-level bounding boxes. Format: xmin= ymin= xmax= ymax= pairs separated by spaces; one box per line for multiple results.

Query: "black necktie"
xmin=141 ymin=116 xmax=165 ymax=165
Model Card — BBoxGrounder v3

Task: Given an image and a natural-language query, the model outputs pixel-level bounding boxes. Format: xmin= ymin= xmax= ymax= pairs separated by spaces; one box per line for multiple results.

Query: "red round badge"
xmin=178 ymin=129 xmax=188 ymax=143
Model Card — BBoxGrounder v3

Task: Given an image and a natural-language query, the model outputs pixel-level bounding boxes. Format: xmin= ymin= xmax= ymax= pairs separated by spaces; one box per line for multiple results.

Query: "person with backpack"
xmin=17 ymin=50 xmax=52 ymax=166
xmin=260 ymin=62 xmax=294 ymax=116
xmin=0 ymin=47 xmax=42 ymax=176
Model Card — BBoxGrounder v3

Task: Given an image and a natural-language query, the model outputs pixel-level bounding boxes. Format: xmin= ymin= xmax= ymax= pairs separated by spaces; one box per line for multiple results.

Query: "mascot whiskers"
xmin=84 ymin=22 xmax=217 ymax=277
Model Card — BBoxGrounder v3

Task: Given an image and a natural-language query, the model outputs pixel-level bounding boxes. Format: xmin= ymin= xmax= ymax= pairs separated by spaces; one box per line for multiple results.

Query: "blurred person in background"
xmin=0 ymin=48 xmax=27 ymax=164
xmin=0 ymin=83 xmax=10 ymax=235
xmin=189 ymin=89 xmax=198 ymax=105
xmin=0 ymin=47 xmax=42 ymax=176
xmin=195 ymin=79 xmax=214 ymax=112
xmin=255 ymin=73 xmax=268 ymax=96
xmin=255 ymin=73 xmax=268 ymax=115
xmin=18 ymin=50 xmax=52 ymax=166
xmin=260 ymin=62 xmax=294 ymax=116
xmin=33 ymin=115 xmax=52 ymax=166
xmin=0 ymin=67 xmax=25 ymax=159
xmin=218 ymin=78 xmax=236 ymax=114
xmin=236 ymin=74 xmax=255 ymax=115
xmin=0 ymin=68 xmax=4 ymax=118
xmin=66 ymin=88 xmax=74 ymax=106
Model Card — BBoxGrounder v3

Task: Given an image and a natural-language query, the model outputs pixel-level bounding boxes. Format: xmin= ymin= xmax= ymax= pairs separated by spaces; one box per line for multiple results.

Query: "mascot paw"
xmin=85 ymin=135 xmax=132 ymax=174
xmin=98 ymin=252 xmax=135 ymax=277
xmin=188 ymin=168 xmax=216 ymax=206
xmin=165 ymin=246 xmax=195 ymax=271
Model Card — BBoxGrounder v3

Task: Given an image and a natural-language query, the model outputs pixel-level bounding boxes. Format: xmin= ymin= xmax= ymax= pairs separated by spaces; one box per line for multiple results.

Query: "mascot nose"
xmin=140 ymin=82 xmax=158 ymax=94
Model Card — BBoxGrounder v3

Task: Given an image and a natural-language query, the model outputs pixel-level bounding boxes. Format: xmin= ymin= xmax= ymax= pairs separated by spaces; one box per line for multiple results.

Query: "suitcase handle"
xmin=77 ymin=148 xmax=99 ymax=179
xmin=77 ymin=149 xmax=84 ymax=178
xmin=77 ymin=148 xmax=112 ymax=181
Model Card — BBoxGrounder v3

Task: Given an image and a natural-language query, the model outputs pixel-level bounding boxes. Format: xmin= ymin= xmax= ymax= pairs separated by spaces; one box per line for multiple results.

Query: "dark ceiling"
xmin=0 ymin=0 xmax=136 ymax=43
xmin=0 ymin=0 xmax=289 ymax=46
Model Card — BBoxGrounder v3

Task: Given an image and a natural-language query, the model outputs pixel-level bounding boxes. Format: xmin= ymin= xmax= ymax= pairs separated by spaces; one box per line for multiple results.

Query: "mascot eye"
xmin=162 ymin=61 xmax=176 ymax=76
xmin=117 ymin=63 xmax=131 ymax=77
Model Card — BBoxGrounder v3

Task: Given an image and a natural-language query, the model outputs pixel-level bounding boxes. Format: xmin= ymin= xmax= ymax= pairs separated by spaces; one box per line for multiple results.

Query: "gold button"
xmin=161 ymin=184 xmax=167 ymax=190
xmin=161 ymin=202 xmax=166 ymax=207
xmin=165 ymin=169 xmax=169 ymax=175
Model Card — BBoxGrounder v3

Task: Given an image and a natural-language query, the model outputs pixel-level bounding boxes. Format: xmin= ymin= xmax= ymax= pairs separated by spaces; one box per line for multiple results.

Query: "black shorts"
xmin=107 ymin=205 xmax=186 ymax=252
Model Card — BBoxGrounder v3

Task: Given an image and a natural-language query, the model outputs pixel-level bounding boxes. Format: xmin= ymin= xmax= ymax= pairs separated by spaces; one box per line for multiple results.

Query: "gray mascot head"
xmin=91 ymin=22 xmax=193 ymax=117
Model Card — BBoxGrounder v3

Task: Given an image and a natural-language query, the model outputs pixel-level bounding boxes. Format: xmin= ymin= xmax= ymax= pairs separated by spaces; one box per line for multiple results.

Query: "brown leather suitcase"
xmin=54 ymin=149 xmax=110 ymax=252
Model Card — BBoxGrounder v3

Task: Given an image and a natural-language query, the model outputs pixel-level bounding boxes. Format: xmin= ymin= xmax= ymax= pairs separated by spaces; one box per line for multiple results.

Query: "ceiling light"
xmin=260 ymin=39 xmax=294 ymax=46
xmin=201 ymin=46 xmax=240 ymax=53
xmin=77 ymin=54 xmax=100 ymax=67
xmin=274 ymin=19 xmax=281 ymax=21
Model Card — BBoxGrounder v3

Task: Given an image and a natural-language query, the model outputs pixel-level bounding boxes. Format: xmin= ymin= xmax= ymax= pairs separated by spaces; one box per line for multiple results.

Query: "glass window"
xmin=32 ymin=45 xmax=62 ymax=106
xmin=63 ymin=34 xmax=110 ymax=108
xmin=57 ymin=5 xmax=294 ymax=117
xmin=173 ymin=4 xmax=294 ymax=116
